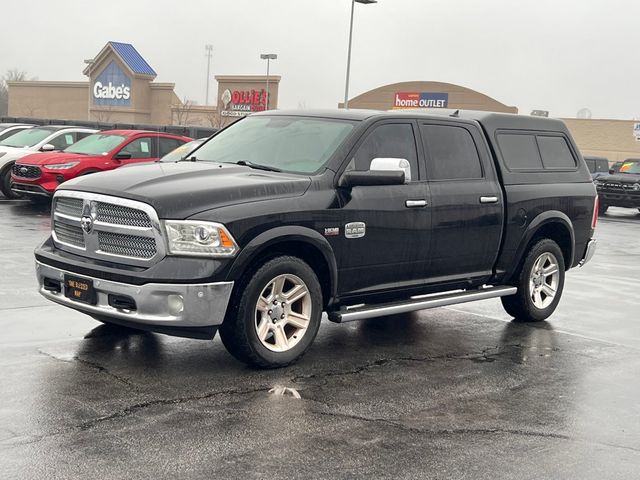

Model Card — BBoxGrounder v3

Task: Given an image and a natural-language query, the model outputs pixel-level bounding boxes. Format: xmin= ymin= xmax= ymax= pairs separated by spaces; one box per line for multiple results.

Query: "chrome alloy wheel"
xmin=254 ymin=274 xmax=312 ymax=352
xmin=529 ymin=252 xmax=560 ymax=310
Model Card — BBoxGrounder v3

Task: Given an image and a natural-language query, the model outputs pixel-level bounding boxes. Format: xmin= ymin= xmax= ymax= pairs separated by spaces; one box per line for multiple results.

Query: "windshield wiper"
xmin=234 ymin=160 xmax=281 ymax=172
xmin=176 ymin=156 xmax=197 ymax=162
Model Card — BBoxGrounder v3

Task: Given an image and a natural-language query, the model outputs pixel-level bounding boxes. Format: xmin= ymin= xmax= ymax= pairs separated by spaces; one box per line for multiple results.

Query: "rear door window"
xmin=158 ymin=137 xmax=184 ymax=157
xmin=121 ymin=137 xmax=155 ymax=159
xmin=537 ymin=136 xmax=576 ymax=169
xmin=584 ymin=158 xmax=595 ymax=173
xmin=421 ymin=124 xmax=483 ymax=180
xmin=596 ymin=159 xmax=609 ymax=172
xmin=49 ymin=132 xmax=77 ymax=150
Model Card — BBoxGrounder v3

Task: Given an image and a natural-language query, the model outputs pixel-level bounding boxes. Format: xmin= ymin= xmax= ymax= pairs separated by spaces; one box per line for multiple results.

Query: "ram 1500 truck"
xmin=35 ymin=109 xmax=598 ymax=368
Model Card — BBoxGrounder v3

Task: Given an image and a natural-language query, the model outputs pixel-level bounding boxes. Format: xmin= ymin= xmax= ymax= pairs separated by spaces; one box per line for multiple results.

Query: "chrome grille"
xmin=51 ymin=192 xmax=165 ymax=267
xmin=95 ymin=202 xmax=152 ymax=228
xmin=98 ymin=232 xmax=157 ymax=258
xmin=12 ymin=163 xmax=41 ymax=179
xmin=55 ymin=197 xmax=84 ymax=217
xmin=53 ymin=221 xmax=85 ymax=248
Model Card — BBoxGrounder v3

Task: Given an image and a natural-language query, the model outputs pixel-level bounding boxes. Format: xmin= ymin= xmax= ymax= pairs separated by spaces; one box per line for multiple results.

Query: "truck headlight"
xmin=45 ymin=162 xmax=80 ymax=170
xmin=163 ymin=220 xmax=238 ymax=257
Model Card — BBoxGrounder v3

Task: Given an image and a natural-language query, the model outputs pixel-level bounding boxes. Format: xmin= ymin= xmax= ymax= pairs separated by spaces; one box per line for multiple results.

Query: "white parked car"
xmin=0 ymin=125 xmax=97 ymax=199
xmin=0 ymin=123 xmax=35 ymax=142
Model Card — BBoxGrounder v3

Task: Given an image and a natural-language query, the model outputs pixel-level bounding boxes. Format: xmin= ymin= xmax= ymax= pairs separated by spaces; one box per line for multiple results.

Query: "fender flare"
xmin=226 ymin=226 xmax=339 ymax=304
xmin=512 ymin=211 xmax=575 ymax=275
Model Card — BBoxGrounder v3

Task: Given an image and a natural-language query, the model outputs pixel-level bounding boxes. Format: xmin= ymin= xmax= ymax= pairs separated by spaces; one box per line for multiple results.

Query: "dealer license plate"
xmin=64 ymin=275 xmax=96 ymax=305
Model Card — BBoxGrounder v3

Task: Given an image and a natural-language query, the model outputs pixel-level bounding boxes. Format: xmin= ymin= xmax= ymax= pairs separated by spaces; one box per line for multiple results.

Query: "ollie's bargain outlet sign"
xmin=93 ymin=61 xmax=132 ymax=106
xmin=220 ymin=88 xmax=266 ymax=117
xmin=393 ymin=92 xmax=448 ymax=109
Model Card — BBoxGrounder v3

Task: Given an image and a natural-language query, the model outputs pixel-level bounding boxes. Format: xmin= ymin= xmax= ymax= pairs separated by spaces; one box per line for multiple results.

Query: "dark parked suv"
xmin=594 ymin=158 xmax=640 ymax=214
xmin=584 ymin=155 xmax=609 ymax=179
xmin=35 ymin=109 xmax=598 ymax=367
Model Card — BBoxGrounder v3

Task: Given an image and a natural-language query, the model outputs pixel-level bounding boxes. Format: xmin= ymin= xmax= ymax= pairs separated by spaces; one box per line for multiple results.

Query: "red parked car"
xmin=11 ymin=130 xmax=192 ymax=198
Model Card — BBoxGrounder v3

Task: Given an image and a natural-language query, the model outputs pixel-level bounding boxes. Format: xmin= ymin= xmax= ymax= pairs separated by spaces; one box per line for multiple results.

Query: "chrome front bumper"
xmin=36 ymin=261 xmax=233 ymax=328
xmin=579 ymin=239 xmax=597 ymax=267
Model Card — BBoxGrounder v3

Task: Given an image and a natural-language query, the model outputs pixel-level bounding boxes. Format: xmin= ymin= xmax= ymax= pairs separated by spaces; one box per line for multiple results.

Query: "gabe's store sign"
xmin=394 ymin=92 xmax=449 ymax=109
xmin=221 ymin=89 xmax=267 ymax=117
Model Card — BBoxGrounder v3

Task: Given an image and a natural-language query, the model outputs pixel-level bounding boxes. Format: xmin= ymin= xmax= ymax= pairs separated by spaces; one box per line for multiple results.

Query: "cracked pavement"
xmin=1 ymin=199 xmax=640 ymax=479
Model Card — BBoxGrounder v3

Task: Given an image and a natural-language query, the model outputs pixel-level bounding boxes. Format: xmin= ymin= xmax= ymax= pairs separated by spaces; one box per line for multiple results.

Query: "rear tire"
xmin=501 ymin=239 xmax=565 ymax=322
xmin=0 ymin=163 xmax=21 ymax=199
xmin=219 ymin=256 xmax=322 ymax=368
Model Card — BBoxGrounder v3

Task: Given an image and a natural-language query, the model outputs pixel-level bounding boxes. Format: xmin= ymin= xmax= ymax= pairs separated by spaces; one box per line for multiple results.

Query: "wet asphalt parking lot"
xmin=0 ymin=198 xmax=639 ymax=479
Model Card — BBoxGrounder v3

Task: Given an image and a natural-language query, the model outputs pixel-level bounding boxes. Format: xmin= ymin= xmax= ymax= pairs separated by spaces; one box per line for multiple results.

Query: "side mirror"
xmin=370 ymin=157 xmax=412 ymax=182
xmin=339 ymin=170 xmax=405 ymax=187
xmin=609 ymin=168 xmax=614 ymax=174
xmin=40 ymin=144 xmax=55 ymax=152
xmin=338 ymin=157 xmax=411 ymax=188
xmin=114 ymin=152 xmax=132 ymax=161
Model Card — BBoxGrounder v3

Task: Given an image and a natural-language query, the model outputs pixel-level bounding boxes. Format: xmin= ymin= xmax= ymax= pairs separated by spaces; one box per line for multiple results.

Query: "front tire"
xmin=501 ymin=239 xmax=565 ymax=322
xmin=0 ymin=163 xmax=21 ymax=199
xmin=219 ymin=256 xmax=323 ymax=368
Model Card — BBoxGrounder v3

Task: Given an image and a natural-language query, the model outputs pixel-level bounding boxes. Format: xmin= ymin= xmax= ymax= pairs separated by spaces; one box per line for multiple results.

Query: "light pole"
xmin=205 ymin=44 xmax=213 ymax=105
xmin=344 ymin=0 xmax=377 ymax=109
xmin=83 ymin=59 xmax=95 ymax=120
xmin=260 ymin=53 xmax=277 ymax=111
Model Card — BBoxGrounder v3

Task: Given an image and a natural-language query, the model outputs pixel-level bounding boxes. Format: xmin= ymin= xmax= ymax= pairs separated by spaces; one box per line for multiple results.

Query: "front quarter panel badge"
xmin=345 ymin=222 xmax=366 ymax=239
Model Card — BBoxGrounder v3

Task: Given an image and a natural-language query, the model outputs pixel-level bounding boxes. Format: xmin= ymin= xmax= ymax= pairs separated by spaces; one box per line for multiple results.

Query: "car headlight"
xmin=45 ymin=162 xmax=80 ymax=170
xmin=163 ymin=220 xmax=238 ymax=257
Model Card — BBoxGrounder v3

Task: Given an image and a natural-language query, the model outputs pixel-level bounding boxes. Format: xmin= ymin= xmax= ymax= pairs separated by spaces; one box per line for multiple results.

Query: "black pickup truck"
xmin=35 ymin=109 xmax=598 ymax=368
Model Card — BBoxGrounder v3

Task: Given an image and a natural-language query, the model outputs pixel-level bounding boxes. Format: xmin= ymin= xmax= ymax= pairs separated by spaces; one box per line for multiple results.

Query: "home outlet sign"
xmin=93 ymin=60 xmax=132 ymax=106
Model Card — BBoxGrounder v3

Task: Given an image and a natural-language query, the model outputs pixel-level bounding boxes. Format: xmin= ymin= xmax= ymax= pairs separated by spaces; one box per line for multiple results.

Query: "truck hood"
xmin=58 ymin=161 xmax=312 ymax=219
xmin=599 ymin=173 xmax=640 ymax=183
xmin=17 ymin=151 xmax=91 ymax=166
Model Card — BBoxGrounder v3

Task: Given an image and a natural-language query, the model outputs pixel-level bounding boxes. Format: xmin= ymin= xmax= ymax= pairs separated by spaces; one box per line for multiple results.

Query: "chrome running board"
xmin=327 ymin=285 xmax=517 ymax=323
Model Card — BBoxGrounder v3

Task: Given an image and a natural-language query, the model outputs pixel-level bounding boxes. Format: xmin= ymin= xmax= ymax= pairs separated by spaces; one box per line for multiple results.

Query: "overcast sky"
xmin=1 ymin=0 xmax=638 ymax=119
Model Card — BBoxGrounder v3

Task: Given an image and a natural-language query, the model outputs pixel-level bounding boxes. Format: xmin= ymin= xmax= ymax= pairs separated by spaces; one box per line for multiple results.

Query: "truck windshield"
xmin=619 ymin=161 xmax=640 ymax=174
xmin=192 ymin=116 xmax=355 ymax=174
xmin=0 ymin=128 xmax=53 ymax=148
xmin=64 ymin=134 xmax=126 ymax=155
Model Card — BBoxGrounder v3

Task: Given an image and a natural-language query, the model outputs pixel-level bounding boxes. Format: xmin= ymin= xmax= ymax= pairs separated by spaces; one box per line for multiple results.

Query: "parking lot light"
xmin=344 ymin=0 xmax=377 ymax=109
xmin=260 ymin=53 xmax=278 ymax=111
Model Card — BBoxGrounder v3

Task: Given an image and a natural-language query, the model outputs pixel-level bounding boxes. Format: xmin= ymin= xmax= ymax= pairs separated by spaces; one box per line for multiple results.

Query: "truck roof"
xmin=255 ymin=108 xmax=569 ymax=131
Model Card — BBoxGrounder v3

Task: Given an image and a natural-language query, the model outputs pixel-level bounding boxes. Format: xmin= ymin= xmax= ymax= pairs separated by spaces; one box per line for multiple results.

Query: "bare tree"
xmin=21 ymin=101 xmax=40 ymax=117
xmin=0 ymin=69 xmax=30 ymax=116
xmin=93 ymin=106 xmax=114 ymax=123
xmin=205 ymin=109 xmax=223 ymax=129
xmin=172 ymin=97 xmax=197 ymax=126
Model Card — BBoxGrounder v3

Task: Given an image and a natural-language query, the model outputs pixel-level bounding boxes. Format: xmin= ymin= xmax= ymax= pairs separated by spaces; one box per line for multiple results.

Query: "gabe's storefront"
xmin=6 ymin=42 xmax=281 ymax=128
xmin=8 ymin=42 xmax=180 ymax=124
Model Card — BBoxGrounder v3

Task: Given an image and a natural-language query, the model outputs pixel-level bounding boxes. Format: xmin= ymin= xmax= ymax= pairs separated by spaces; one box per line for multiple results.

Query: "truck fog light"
xmin=168 ymin=294 xmax=184 ymax=315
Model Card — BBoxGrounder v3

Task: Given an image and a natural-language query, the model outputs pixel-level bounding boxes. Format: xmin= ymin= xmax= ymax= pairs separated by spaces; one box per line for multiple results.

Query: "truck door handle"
xmin=405 ymin=199 xmax=427 ymax=208
xmin=480 ymin=196 xmax=499 ymax=204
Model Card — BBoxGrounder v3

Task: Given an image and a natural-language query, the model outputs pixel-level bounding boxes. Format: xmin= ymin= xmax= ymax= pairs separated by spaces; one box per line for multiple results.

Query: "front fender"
xmin=225 ymin=225 xmax=338 ymax=303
